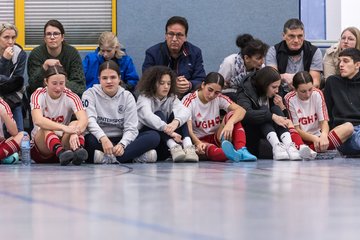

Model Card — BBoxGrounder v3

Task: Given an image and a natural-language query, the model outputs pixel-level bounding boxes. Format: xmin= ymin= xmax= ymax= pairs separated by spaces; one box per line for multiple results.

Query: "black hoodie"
xmin=236 ymin=73 xmax=282 ymax=125
xmin=324 ymin=71 xmax=360 ymax=129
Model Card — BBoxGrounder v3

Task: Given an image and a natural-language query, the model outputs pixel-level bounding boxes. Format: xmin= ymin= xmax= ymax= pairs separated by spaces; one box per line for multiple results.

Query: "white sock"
xmin=167 ymin=139 xmax=178 ymax=149
xmin=266 ymin=131 xmax=280 ymax=148
xmin=182 ymin=137 xmax=193 ymax=148
xmin=280 ymin=132 xmax=292 ymax=146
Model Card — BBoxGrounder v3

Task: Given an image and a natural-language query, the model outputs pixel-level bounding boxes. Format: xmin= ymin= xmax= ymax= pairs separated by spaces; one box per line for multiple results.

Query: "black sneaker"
xmin=72 ymin=148 xmax=88 ymax=165
xmin=58 ymin=150 xmax=75 ymax=166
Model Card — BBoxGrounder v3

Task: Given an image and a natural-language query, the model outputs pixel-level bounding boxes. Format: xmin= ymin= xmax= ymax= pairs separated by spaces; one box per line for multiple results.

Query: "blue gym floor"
xmin=1 ymin=156 xmax=360 ymax=240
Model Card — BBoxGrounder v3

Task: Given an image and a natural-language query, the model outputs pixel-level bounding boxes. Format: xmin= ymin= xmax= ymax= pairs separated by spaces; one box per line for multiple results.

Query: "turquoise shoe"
xmin=1 ymin=152 xmax=19 ymax=164
xmin=221 ymin=140 xmax=242 ymax=162
xmin=237 ymin=147 xmax=257 ymax=161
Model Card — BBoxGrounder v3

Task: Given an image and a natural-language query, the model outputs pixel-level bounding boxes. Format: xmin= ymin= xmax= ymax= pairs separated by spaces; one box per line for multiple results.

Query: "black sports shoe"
xmin=72 ymin=148 xmax=88 ymax=165
xmin=58 ymin=150 xmax=75 ymax=166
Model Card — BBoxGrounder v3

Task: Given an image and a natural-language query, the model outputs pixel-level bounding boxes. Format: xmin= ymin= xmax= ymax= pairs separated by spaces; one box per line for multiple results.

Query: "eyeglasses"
xmin=166 ymin=32 xmax=185 ymax=39
xmin=45 ymin=32 xmax=62 ymax=38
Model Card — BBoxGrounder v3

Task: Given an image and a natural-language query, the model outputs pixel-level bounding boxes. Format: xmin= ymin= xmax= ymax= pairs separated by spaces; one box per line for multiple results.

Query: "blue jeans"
xmin=85 ymin=130 xmax=160 ymax=163
xmin=338 ymin=125 xmax=360 ymax=155
xmin=12 ymin=105 xmax=24 ymax=131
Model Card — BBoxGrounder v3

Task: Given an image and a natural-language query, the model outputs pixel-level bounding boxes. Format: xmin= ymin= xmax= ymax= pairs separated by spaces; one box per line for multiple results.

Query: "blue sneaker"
xmin=221 ymin=140 xmax=242 ymax=162
xmin=237 ymin=147 xmax=257 ymax=161
xmin=1 ymin=152 xmax=19 ymax=164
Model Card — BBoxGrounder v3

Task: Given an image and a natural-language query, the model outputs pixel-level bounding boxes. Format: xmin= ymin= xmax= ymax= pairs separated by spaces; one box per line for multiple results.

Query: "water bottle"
xmin=21 ymin=132 xmax=31 ymax=166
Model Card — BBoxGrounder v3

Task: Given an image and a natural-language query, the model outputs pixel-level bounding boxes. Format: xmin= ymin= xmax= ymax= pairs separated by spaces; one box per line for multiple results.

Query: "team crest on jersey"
xmin=118 ymin=105 xmax=124 ymax=113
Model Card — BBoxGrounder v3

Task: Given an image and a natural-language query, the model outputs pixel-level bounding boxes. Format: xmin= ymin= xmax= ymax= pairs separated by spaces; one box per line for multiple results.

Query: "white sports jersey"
xmin=30 ymin=87 xmax=84 ymax=137
xmin=182 ymin=91 xmax=232 ymax=138
xmin=0 ymin=98 xmax=14 ymax=140
xmin=285 ymin=88 xmax=328 ymax=136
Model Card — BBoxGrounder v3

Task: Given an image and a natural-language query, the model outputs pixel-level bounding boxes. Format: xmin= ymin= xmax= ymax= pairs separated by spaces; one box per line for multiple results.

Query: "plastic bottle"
xmin=21 ymin=132 xmax=31 ymax=166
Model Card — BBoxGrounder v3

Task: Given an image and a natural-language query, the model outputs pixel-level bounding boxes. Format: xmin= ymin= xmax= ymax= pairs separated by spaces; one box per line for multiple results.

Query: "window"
xmin=4 ymin=0 xmax=116 ymax=50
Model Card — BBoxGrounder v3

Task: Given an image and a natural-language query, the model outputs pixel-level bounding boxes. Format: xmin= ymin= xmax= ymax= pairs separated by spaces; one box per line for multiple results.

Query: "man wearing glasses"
xmin=27 ymin=19 xmax=85 ymax=97
xmin=265 ymin=18 xmax=323 ymax=94
xmin=142 ymin=16 xmax=206 ymax=98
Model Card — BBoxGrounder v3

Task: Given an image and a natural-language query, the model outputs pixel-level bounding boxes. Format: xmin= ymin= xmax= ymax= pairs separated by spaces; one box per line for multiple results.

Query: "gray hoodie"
xmin=137 ymin=94 xmax=190 ymax=131
xmin=82 ymin=84 xmax=138 ymax=147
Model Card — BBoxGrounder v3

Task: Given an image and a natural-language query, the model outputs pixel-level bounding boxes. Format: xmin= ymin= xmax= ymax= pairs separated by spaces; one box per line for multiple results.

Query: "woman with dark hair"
xmin=30 ymin=65 xmax=88 ymax=165
xmin=285 ymin=71 xmax=353 ymax=152
xmin=182 ymin=72 xmax=256 ymax=162
xmin=137 ymin=65 xmax=198 ymax=162
xmin=237 ymin=66 xmax=315 ymax=160
xmin=82 ymin=60 xmax=159 ymax=163
xmin=27 ymin=19 xmax=85 ymax=96
xmin=219 ymin=34 xmax=269 ymax=100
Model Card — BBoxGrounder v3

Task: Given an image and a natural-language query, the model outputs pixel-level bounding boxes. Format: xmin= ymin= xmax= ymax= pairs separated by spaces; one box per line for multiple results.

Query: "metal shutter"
xmin=25 ymin=0 xmax=112 ymax=45
xmin=0 ymin=0 xmax=15 ymax=23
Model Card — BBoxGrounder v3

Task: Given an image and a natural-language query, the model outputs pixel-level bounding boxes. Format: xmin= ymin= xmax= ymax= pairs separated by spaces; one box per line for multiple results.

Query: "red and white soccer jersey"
xmin=30 ymin=87 xmax=84 ymax=137
xmin=0 ymin=98 xmax=14 ymax=140
xmin=182 ymin=91 xmax=232 ymax=138
xmin=285 ymin=88 xmax=329 ymax=136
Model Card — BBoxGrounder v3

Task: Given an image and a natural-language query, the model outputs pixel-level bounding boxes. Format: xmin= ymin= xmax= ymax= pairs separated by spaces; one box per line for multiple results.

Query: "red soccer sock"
xmin=45 ymin=133 xmax=63 ymax=156
xmin=206 ymin=144 xmax=227 ymax=162
xmin=0 ymin=139 xmax=20 ymax=159
xmin=78 ymin=135 xmax=85 ymax=147
xmin=223 ymin=112 xmax=246 ymax=150
xmin=328 ymin=130 xmax=342 ymax=149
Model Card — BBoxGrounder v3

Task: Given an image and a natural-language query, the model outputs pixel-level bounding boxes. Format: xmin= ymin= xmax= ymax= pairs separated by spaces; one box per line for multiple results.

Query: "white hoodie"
xmin=82 ymin=84 xmax=138 ymax=148
xmin=137 ymin=94 xmax=190 ymax=131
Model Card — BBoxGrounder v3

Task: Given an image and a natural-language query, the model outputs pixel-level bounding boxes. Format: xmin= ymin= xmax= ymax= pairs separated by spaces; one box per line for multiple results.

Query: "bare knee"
xmin=344 ymin=122 xmax=354 ymax=136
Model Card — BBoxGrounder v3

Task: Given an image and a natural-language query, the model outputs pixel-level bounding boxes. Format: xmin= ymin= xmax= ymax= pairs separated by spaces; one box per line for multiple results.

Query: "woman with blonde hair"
xmin=83 ymin=31 xmax=139 ymax=92
xmin=0 ymin=22 xmax=27 ymax=131
xmin=323 ymin=27 xmax=360 ymax=80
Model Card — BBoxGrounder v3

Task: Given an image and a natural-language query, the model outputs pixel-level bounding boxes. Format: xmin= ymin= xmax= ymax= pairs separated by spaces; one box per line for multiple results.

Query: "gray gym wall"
xmin=117 ymin=0 xmax=299 ymax=75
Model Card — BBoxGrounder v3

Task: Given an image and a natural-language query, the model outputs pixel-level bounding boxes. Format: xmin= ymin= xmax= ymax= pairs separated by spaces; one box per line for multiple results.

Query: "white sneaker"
xmin=170 ymin=145 xmax=186 ymax=162
xmin=286 ymin=142 xmax=302 ymax=161
xmin=93 ymin=150 xmax=118 ymax=164
xmin=273 ymin=142 xmax=290 ymax=160
xmin=134 ymin=149 xmax=157 ymax=163
xmin=183 ymin=145 xmax=199 ymax=162
xmin=299 ymin=145 xmax=317 ymax=160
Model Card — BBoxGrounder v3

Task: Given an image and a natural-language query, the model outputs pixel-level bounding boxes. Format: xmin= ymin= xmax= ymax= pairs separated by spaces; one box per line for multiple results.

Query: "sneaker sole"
xmin=221 ymin=140 xmax=242 ymax=162
xmin=73 ymin=148 xmax=88 ymax=165
xmin=59 ymin=151 xmax=75 ymax=166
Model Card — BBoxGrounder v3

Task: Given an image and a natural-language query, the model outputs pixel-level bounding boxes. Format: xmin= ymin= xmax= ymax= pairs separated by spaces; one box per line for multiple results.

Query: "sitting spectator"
xmin=142 ymin=16 xmax=206 ymax=98
xmin=323 ymin=27 xmax=360 ymax=80
xmin=236 ymin=66 xmax=316 ymax=160
xmin=83 ymin=32 xmax=139 ymax=92
xmin=0 ymin=97 xmax=24 ymax=163
xmin=27 ymin=19 xmax=85 ymax=96
xmin=182 ymin=72 xmax=257 ymax=162
xmin=30 ymin=65 xmax=88 ymax=165
xmin=265 ymin=18 xmax=323 ymax=93
xmin=285 ymin=71 xmax=353 ymax=152
xmin=324 ymin=48 xmax=360 ymax=156
xmin=137 ymin=66 xmax=198 ymax=162
xmin=218 ymin=34 xmax=268 ymax=101
xmin=0 ymin=22 xmax=27 ymax=131
xmin=82 ymin=60 xmax=159 ymax=163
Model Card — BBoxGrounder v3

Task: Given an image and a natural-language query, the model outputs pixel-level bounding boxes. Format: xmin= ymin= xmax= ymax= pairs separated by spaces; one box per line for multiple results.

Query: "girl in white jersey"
xmin=82 ymin=60 xmax=160 ymax=163
xmin=182 ymin=72 xmax=257 ymax=162
xmin=30 ymin=65 xmax=88 ymax=165
xmin=137 ymin=65 xmax=198 ymax=162
xmin=0 ymin=97 xmax=24 ymax=164
xmin=285 ymin=71 xmax=353 ymax=152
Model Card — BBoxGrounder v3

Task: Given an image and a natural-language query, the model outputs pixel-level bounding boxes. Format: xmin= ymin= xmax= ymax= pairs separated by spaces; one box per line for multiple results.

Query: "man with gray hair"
xmin=266 ymin=18 xmax=323 ymax=93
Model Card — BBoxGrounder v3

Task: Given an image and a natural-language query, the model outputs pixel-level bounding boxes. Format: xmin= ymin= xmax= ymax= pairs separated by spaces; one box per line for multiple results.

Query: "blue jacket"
xmin=142 ymin=41 xmax=206 ymax=91
xmin=83 ymin=48 xmax=139 ymax=90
